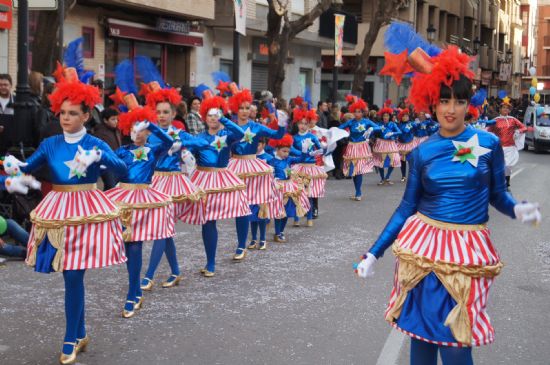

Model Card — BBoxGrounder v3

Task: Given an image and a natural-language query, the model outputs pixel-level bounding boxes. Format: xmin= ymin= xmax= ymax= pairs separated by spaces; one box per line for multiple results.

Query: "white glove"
xmin=131 ymin=121 xmax=150 ymax=142
xmin=514 ymin=202 xmax=542 ymax=226
xmin=386 ymin=132 xmax=394 ymax=138
xmin=301 ymin=140 xmax=312 ymax=154
xmin=5 ymin=174 xmax=41 ymax=195
xmin=356 ymin=253 xmax=377 ymax=278
xmin=180 ymin=149 xmax=196 ymax=174
xmin=168 ymin=141 xmax=183 ymax=156
xmin=309 ymin=149 xmax=324 ymax=157
xmin=72 ymin=146 xmax=102 ymax=178
xmin=3 ymin=155 xmax=28 ymax=176
xmin=277 ymin=114 xmax=288 ymax=128
xmin=362 ymin=127 xmax=374 ymax=139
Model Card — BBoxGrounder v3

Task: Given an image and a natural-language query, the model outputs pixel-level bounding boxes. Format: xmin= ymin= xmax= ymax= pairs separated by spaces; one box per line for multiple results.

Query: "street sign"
xmin=12 ymin=0 xmax=57 ymax=10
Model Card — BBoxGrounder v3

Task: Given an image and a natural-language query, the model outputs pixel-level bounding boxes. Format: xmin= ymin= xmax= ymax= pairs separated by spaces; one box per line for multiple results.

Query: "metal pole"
xmin=233 ymin=31 xmax=240 ymax=84
xmin=332 ymin=32 xmax=338 ymax=103
xmin=58 ymin=0 xmax=64 ymax=60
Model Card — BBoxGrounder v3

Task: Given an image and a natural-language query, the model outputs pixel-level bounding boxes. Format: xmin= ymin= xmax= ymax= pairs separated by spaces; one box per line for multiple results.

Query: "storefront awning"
xmin=106 ymin=18 xmax=203 ymax=47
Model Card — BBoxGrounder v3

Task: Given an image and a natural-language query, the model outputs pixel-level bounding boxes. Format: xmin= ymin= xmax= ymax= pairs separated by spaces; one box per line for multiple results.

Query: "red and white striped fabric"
xmin=397 ymin=141 xmax=416 ymax=161
xmin=26 ymin=189 xmax=126 ymax=271
xmin=191 ymin=168 xmax=251 ymax=221
xmin=342 ymin=141 xmax=375 ymax=176
xmin=385 ymin=214 xmax=499 ymax=347
xmin=414 ymin=136 xmax=429 ymax=148
xmin=228 ymin=157 xmax=275 ymax=205
xmin=291 ymin=163 xmax=327 ymax=198
xmin=152 ymin=172 xmax=205 ymax=225
xmin=105 ymin=185 xmax=175 ymax=242
xmin=268 ymin=181 xmax=286 ymax=219
xmin=278 ymin=179 xmax=310 ymax=216
xmin=372 ymin=139 xmax=401 ymax=168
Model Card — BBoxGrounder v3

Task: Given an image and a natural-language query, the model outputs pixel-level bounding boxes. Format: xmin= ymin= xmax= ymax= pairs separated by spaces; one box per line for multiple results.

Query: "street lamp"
xmin=427 ymin=24 xmax=436 ymax=44
xmin=506 ymin=48 xmax=513 ymax=63
xmin=473 ymin=37 xmax=481 ymax=55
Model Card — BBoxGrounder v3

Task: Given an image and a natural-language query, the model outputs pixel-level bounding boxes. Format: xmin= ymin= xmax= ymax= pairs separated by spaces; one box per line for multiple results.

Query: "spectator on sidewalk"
xmin=0 ymin=74 xmax=14 ymax=115
xmin=93 ymin=108 xmax=121 ymax=190
xmin=0 ymin=217 xmax=30 ymax=259
xmin=186 ymin=96 xmax=204 ymax=135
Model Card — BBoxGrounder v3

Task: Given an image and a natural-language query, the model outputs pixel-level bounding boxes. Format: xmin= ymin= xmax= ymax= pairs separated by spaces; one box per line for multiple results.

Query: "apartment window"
xmin=82 ymin=27 xmax=95 ymax=58
xmin=220 ymin=59 xmax=233 ymax=80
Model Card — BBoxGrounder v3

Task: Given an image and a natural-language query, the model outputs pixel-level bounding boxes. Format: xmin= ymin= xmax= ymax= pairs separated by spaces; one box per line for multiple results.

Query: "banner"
xmin=234 ymin=0 xmax=247 ymax=36
xmin=334 ymin=14 xmax=345 ymax=67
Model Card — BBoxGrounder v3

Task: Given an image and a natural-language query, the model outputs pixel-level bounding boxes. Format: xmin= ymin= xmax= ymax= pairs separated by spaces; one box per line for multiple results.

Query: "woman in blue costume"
xmin=412 ymin=111 xmax=431 ymax=146
xmin=227 ymin=89 xmax=286 ymax=260
xmin=355 ymin=46 xmax=541 ymax=365
xmin=338 ymin=98 xmax=379 ymax=201
xmin=6 ymin=67 xmax=128 ymax=364
xmin=396 ymin=108 xmax=416 ymax=182
xmin=190 ymin=95 xmax=250 ymax=277
xmin=372 ymin=105 xmax=402 ymax=185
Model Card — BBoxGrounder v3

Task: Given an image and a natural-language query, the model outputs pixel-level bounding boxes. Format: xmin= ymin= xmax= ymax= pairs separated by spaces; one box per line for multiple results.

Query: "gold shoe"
xmin=140 ymin=278 xmax=154 ymax=291
xmin=274 ymin=234 xmax=287 ymax=243
xmin=258 ymin=241 xmax=267 ymax=250
xmin=59 ymin=342 xmax=77 ymax=365
xmin=384 ymin=179 xmax=394 ymax=186
xmin=233 ymin=248 xmax=247 ymax=261
xmin=248 ymin=240 xmax=258 ymax=250
xmin=122 ymin=300 xmax=136 ymax=318
xmin=200 ymin=268 xmax=206 ymax=274
xmin=76 ymin=335 xmax=89 ymax=353
xmin=293 ymin=221 xmax=300 ymax=227
xmin=349 ymin=196 xmax=362 ymax=201
xmin=307 ymin=220 xmax=314 ymax=227
xmin=202 ymin=270 xmax=215 ymax=277
xmin=162 ymin=274 xmax=183 ymax=288
xmin=134 ymin=296 xmax=143 ymax=311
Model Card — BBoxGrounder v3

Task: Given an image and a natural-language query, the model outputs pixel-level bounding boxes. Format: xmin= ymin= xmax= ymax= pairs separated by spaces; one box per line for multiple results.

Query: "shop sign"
xmin=156 ymin=18 xmax=190 ymax=34
xmin=0 ymin=0 xmax=12 ymax=30
xmin=13 ymin=0 xmax=57 ymax=10
xmin=252 ymin=38 xmax=269 ymax=62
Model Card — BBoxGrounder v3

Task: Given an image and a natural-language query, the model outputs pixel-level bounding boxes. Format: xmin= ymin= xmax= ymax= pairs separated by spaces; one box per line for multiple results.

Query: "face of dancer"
xmin=500 ymin=104 xmax=511 ymax=116
xmin=238 ymin=102 xmax=251 ymax=123
xmin=277 ymin=146 xmax=290 ymax=159
xmin=206 ymin=109 xmax=222 ymax=133
xmin=382 ymin=113 xmax=390 ymax=123
xmin=257 ymin=141 xmax=265 ymax=154
xmin=297 ymin=120 xmax=309 ymax=134
xmin=249 ymin=104 xmax=258 ymax=120
xmin=435 ymin=96 xmax=468 ymax=137
xmin=354 ymin=109 xmax=364 ymax=120
xmin=132 ymin=127 xmax=150 ymax=146
xmin=156 ymin=102 xmax=176 ymax=128
xmin=401 ymin=114 xmax=409 ymax=123
xmin=59 ymin=100 xmax=89 ymax=134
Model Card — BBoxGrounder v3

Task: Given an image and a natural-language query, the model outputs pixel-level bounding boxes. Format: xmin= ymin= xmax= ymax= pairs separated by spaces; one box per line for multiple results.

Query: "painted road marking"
xmin=511 ymin=167 xmax=525 ymax=179
xmin=375 ymin=329 xmax=406 ymax=365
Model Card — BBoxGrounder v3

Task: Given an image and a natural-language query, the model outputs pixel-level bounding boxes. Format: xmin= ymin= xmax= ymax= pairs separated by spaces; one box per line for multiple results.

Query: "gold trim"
xmin=203 ymin=184 xmax=247 ymax=194
xmin=196 ymin=166 xmax=226 ymax=172
xmin=416 ymin=213 xmax=487 ymax=231
xmin=237 ymin=168 xmax=274 ymax=179
xmin=118 ymin=183 xmax=150 ymax=190
xmin=52 ymin=184 xmax=97 ymax=192
xmin=232 ymin=154 xmax=257 ymax=160
xmin=172 ymin=190 xmax=206 ymax=203
xmin=349 ymin=140 xmax=369 ymax=145
xmin=30 ymin=210 xmax=120 ymax=228
xmin=153 ymin=171 xmax=182 ymax=177
xmin=115 ymin=200 xmax=172 ymax=210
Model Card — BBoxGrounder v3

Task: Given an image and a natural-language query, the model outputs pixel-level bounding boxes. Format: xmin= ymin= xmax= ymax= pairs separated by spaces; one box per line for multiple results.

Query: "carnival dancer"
xmin=373 ymin=106 xmax=402 ymax=185
xmin=6 ymin=67 xmax=128 ymax=364
xmin=227 ymin=88 xmax=286 ymax=260
xmin=190 ymin=96 xmax=250 ymax=277
xmin=291 ymin=109 xmax=326 ymax=227
xmin=267 ymin=134 xmax=310 ymax=242
xmin=105 ymin=95 xmax=194 ymax=318
xmin=338 ymin=98 xmax=379 ymax=200
xmin=396 ymin=108 xmax=415 ymax=182
xmin=355 ymin=44 xmax=541 ymax=365
xmin=140 ymin=82 xmax=206 ymax=291
xmin=487 ymin=97 xmax=527 ymax=191
xmin=413 ymin=112 xmax=431 ymax=146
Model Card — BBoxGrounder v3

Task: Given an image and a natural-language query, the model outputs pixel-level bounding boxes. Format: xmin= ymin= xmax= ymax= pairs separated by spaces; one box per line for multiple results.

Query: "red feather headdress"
xmin=377 ymin=107 xmax=394 ymax=117
xmin=228 ymin=89 xmax=253 ymax=114
xmin=467 ymin=104 xmax=480 ymax=120
xmin=349 ymin=99 xmax=368 ymax=113
xmin=145 ymin=87 xmax=182 ymax=109
xmin=292 ymin=108 xmax=307 ymax=123
xmin=49 ymin=65 xmax=101 ymax=114
xmin=397 ymin=108 xmax=410 ymax=121
xmin=305 ymin=109 xmax=319 ymax=122
xmin=269 ymin=134 xmax=294 ymax=149
xmin=199 ymin=96 xmax=228 ymax=121
xmin=118 ymin=106 xmax=157 ymax=136
xmin=292 ymin=95 xmax=304 ymax=108
xmin=345 ymin=94 xmax=357 ymax=104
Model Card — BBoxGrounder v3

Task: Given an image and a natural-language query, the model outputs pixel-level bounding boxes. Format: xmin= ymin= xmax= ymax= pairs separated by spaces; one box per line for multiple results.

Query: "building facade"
xmin=533 ymin=0 xmax=550 ymax=103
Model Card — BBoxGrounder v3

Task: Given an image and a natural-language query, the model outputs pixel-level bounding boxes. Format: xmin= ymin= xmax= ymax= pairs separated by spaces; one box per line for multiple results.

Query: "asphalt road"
xmin=0 ymin=150 xmax=549 ymax=365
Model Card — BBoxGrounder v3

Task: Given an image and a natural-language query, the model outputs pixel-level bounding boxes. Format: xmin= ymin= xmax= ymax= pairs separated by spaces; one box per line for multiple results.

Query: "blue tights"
xmin=378 ymin=167 xmax=394 ymax=181
xmin=250 ymin=221 xmax=267 ymax=242
xmin=144 ymin=237 xmax=179 ymax=280
xmin=62 ymin=270 xmax=86 ymax=354
xmin=235 ymin=215 xmax=250 ymax=251
xmin=125 ymin=242 xmax=143 ymax=302
xmin=202 ymin=220 xmax=218 ymax=272
xmin=275 ymin=218 xmax=288 ymax=235
xmin=410 ymin=338 xmax=473 ymax=365
xmin=352 ymin=174 xmax=363 ymax=197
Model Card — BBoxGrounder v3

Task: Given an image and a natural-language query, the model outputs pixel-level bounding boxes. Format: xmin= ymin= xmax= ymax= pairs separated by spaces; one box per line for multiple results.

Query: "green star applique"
xmin=241 ymin=127 xmax=256 ymax=144
xmin=211 ymin=135 xmax=228 ymax=152
xmin=451 ymin=134 xmax=491 ymax=167
xmin=131 ymin=146 xmax=150 ymax=162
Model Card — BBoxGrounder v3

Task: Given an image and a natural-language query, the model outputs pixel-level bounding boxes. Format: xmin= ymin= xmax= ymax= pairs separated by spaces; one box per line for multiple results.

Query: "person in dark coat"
xmin=93 ymin=108 xmax=121 ymax=189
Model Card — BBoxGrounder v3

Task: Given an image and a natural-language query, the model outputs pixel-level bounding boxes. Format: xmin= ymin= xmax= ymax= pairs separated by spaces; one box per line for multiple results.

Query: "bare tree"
xmin=266 ymin=0 xmax=337 ymax=98
xmin=351 ymin=0 xmax=409 ymax=95
xmin=31 ymin=0 xmax=77 ymax=75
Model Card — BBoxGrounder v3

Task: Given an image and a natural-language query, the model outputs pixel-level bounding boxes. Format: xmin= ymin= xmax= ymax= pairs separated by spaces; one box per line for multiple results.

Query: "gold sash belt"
xmin=118 ymin=183 xmax=150 ymax=190
xmin=52 ymin=184 xmax=97 ymax=192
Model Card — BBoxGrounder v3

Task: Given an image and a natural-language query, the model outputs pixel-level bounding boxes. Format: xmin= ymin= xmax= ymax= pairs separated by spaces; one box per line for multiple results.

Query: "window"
xmin=82 ymin=27 xmax=95 ymax=58
xmin=220 ymin=59 xmax=233 ymax=80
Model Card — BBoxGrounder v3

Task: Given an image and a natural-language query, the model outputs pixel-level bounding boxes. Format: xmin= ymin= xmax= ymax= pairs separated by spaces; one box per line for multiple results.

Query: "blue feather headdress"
xmin=63 ymin=37 xmax=95 ymax=83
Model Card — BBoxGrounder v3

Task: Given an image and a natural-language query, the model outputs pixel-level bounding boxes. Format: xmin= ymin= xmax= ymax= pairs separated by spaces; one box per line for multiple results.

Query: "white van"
xmin=523 ymin=105 xmax=550 ymax=152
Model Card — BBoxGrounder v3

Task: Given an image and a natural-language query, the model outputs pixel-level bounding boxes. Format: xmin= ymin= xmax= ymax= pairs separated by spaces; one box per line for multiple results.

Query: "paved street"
xmin=0 ymin=150 xmax=549 ymax=365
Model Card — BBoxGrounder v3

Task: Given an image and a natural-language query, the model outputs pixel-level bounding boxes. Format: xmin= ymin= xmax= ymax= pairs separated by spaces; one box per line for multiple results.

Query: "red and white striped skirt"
xmin=152 ymin=171 xmax=205 ymax=225
xmin=26 ymin=185 xmax=126 ymax=271
xmin=278 ymin=179 xmax=310 ymax=217
xmin=342 ymin=141 xmax=375 ymax=176
xmin=191 ymin=167 xmax=251 ymax=221
xmin=396 ymin=141 xmax=416 ymax=161
xmin=291 ymin=163 xmax=327 ymax=198
xmin=267 ymin=181 xmax=286 ymax=219
xmin=105 ymin=184 xmax=175 ymax=242
xmin=372 ymin=139 xmax=401 ymax=168
xmin=228 ymin=156 xmax=275 ymax=205
xmin=414 ymin=136 xmax=429 ymax=147
xmin=385 ymin=213 xmax=501 ymax=347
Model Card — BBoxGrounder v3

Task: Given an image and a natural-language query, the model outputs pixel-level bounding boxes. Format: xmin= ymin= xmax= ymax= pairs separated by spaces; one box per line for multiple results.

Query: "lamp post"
xmin=427 ymin=24 xmax=436 ymax=44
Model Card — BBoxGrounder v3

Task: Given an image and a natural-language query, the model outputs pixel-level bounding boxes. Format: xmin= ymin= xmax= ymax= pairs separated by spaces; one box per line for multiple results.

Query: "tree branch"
xmin=288 ymin=0 xmax=334 ymax=39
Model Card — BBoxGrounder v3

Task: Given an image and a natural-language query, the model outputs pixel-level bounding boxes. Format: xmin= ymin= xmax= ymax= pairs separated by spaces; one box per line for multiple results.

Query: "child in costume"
xmin=373 ymin=105 xmax=402 ymax=185
xmin=396 ymin=108 xmax=415 ymax=182
xmin=338 ymin=98 xmax=379 ymax=200
xmin=227 ymin=88 xmax=286 ymax=260
xmin=140 ymin=83 xmax=206 ymax=291
xmin=413 ymin=112 xmax=431 ymax=146
xmin=105 ymin=94 xmax=192 ymax=318
xmin=268 ymin=134 xmax=310 ymax=242
xmin=6 ymin=67 xmax=128 ymax=364
xmin=190 ymin=95 xmax=249 ymax=277
xmin=355 ymin=43 xmax=541 ymax=365
xmin=290 ymin=109 xmax=326 ymax=227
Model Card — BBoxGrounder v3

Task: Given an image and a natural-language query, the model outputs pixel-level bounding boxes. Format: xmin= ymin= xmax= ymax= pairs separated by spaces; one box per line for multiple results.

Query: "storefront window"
xmin=105 ymin=38 xmax=132 ymax=94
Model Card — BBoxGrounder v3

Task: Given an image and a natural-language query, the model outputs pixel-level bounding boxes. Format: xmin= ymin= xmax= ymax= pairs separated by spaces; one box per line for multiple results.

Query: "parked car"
xmin=523 ymin=105 xmax=550 ymax=153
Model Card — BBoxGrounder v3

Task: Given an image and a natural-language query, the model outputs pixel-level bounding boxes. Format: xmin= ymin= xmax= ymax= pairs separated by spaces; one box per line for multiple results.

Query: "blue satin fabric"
xmin=34 ymin=237 xmax=58 ymax=273
xmin=230 ymin=120 xmax=285 ymax=155
xmin=398 ymin=122 xmax=415 ymax=143
xmin=396 ymin=272 xmax=457 ymax=343
xmin=375 ymin=121 xmax=402 ymax=140
xmin=369 ymin=128 xmax=516 ymax=258
xmin=413 ymin=120 xmax=431 ymax=137
xmin=149 ymin=126 xmax=209 ymax=172
xmin=116 ymin=123 xmax=174 ymax=184
xmin=338 ymin=118 xmax=380 ymax=142
xmin=22 ymin=134 xmax=127 ymax=184
xmin=257 ymin=151 xmax=274 ymax=163
xmin=0 ymin=175 xmax=5 ymax=189
xmin=268 ymin=155 xmax=302 ymax=180
xmin=428 ymin=120 xmax=440 ymax=135
xmin=194 ymin=117 xmax=245 ymax=168
xmin=292 ymin=132 xmax=322 ymax=164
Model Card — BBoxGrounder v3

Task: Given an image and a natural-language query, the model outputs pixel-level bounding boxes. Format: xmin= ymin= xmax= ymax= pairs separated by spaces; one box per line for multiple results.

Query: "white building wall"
xmin=0 ymin=30 xmax=8 ymax=73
